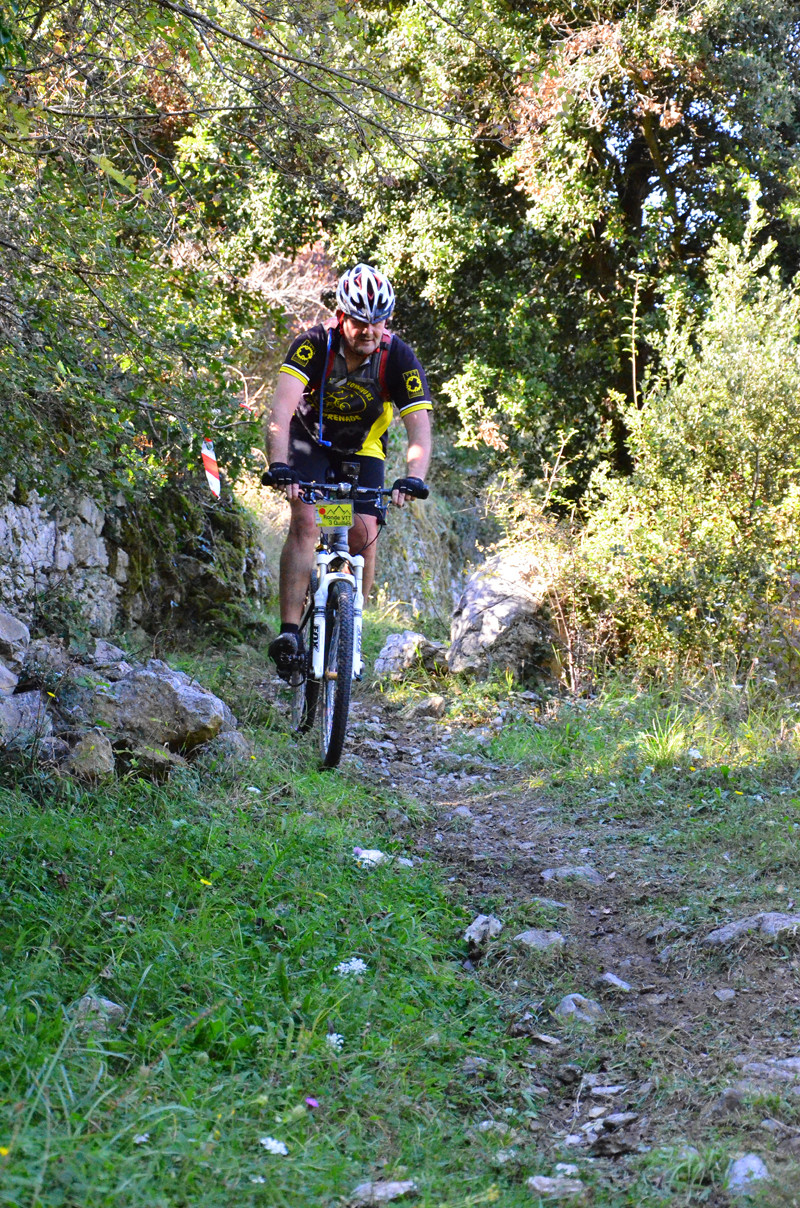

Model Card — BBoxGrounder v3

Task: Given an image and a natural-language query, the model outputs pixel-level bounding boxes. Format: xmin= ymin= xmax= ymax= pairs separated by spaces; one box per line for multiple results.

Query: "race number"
xmin=315 ymin=501 xmax=354 ymax=528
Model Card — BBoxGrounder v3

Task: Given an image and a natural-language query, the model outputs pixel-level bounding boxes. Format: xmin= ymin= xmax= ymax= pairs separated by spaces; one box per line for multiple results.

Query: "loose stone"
xmin=725 ymin=1154 xmax=770 ymax=1193
xmin=513 ymin=928 xmax=565 ymax=953
xmin=464 ymin=914 xmax=503 ymax=947
xmin=541 ymin=865 xmax=604 ymax=886
xmin=526 ymin=1174 xmax=586 ymax=1201
xmin=554 ymin=993 xmax=604 ymax=1025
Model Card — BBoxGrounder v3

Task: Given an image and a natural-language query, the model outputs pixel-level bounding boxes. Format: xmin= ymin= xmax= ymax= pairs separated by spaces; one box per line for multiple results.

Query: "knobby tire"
xmin=320 ymin=579 xmax=354 ymax=768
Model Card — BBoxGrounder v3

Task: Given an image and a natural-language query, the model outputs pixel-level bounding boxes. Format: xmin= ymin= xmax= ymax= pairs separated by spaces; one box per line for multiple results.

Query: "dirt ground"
xmin=335 ymin=687 xmax=800 ymax=1203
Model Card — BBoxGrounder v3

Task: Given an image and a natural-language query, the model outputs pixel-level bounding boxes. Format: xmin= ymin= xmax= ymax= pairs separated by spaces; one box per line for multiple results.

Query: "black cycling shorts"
xmin=288 ymin=427 xmax=384 ymax=518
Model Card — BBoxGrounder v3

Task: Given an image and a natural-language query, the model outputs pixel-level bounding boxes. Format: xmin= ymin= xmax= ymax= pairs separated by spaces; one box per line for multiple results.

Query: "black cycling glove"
xmin=262 ymin=462 xmax=299 ymax=488
xmin=391 ymin=476 xmax=429 ymax=499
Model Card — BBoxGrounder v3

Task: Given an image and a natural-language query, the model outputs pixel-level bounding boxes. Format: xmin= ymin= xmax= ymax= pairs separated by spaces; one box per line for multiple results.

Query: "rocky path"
xmin=339 ymin=687 xmax=800 ymax=1201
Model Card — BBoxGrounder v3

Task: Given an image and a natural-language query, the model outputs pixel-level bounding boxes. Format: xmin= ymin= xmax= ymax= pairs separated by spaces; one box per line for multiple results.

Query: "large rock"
xmin=725 ymin=1154 xmax=769 ymax=1193
xmin=91 ymin=660 xmax=235 ymax=750
xmin=448 ymin=550 xmax=554 ymax=678
xmin=373 ymin=631 xmax=446 ymax=678
xmin=0 ymin=690 xmax=53 ymax=744
xmin=447 ymin=550 xmax=555 ymax=681
xmin=0 ymin=609 xmax=30 ymax=665
xmin=67 ymin=729 xmax=115 ymax=781
xmin=0 ymin=664 xmax=19 ymax=696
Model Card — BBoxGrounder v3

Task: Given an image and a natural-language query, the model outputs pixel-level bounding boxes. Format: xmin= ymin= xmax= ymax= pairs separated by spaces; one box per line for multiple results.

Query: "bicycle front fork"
xmin=309 ymin=552 xmax=365 ymax=681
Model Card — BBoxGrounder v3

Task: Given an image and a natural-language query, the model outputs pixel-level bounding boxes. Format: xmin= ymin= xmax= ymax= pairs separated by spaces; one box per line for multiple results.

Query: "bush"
xmin=574 ymin=211 xmax=800 ymax=682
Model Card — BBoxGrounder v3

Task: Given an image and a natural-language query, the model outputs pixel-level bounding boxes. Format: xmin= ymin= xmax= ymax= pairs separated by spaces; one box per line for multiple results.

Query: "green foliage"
xmin=576 ymin=211 xmax=800 ymax=678
xmin=0 ymin=0 xmax=443 ymax=502
xmin=327 ymin=0 xmax=800 ymax=481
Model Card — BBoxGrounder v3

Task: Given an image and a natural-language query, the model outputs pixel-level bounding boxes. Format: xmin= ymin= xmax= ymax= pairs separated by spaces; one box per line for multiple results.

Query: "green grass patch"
xmin=0 ymin=723 xmax=540 ymax=1206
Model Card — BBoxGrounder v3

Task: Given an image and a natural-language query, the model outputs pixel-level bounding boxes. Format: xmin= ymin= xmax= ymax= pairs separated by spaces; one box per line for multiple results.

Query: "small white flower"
xmin=326 ymin=1032 xmax=344 ymax=1051
xmin=250 ymin=1175 xmax=267 ymax=1184
xmin=133 ymin=1133 xmax=150 ymax=1146
xmin=246 ymin=786 xmax=262 ymax=794
xmin=259 ymin=1135 xmax=289 ymax=1155
xmin=687 ymin=747 xmax=702 ymax=761
xmin=334 ymin=957 xmax=367 ymax=976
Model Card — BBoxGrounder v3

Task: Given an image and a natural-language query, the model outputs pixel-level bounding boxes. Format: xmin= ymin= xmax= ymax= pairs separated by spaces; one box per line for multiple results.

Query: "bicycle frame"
xmin=271 ymin=474 xmax=428 ymax=767
xmin=308 ymin=528 xmax=366 ymax=681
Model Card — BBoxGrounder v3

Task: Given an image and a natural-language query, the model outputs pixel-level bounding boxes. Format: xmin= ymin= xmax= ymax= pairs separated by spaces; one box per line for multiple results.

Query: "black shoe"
xmin=269 ymin=632 xmax=306 ymax=684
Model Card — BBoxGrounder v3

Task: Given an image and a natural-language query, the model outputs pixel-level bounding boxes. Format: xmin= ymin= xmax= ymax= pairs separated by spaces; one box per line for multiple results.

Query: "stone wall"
xmin=0 ymin=486 xmax=128 ymax=634
xmin=0 ymin=478 xmax=271 ymax=637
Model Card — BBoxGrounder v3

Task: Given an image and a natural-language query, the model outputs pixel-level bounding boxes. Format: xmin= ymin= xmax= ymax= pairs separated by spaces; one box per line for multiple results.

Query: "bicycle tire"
xmin=320 ymin=579 xmax=354 ymax=768
xmin=291 ymin=574 xmax=319 ymax=733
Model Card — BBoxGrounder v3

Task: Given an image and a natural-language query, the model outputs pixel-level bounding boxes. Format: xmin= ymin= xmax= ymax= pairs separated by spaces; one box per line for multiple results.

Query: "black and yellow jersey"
xmin=279 ymin=322 xmax=433 ymax=460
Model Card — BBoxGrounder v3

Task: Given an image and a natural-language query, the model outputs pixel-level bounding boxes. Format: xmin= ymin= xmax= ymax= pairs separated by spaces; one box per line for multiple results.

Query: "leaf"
xmin=275 ymin=954 xmax=291 ymax=1006
xmin=7 ymin=102 xmax=32 ymax=136
xmin=91 ymin=155 xmax=137 ymax=194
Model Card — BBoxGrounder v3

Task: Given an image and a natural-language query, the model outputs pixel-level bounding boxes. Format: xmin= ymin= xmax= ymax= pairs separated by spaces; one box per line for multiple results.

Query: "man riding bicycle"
xmin=263 ymin=264 xmax=433 ymax=681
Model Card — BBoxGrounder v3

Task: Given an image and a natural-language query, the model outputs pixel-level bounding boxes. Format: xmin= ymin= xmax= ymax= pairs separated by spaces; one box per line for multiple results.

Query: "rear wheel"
xmin=290 ymin=647 xmax=318 ymax=733
xmin=320 ymin=580 xmax=354 ymax=768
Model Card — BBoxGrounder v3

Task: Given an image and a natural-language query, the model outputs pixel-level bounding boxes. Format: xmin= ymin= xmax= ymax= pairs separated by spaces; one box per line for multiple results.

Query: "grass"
xmin=7 ymin=632 xmax=800 ymax=1205
xmin=0 ymin=628 xmax=546 ymax=1208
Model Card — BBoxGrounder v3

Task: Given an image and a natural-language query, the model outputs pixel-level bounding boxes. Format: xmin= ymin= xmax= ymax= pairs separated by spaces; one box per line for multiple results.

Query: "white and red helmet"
xmin=336 ymin=263 xmax=395 ymax=323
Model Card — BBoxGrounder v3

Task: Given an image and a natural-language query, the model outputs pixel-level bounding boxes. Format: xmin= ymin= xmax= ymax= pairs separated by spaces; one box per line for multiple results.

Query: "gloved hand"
xmin=391 ymin=476 xmax=429 ymax=500
xmin=262 ymin=462 xmax=299 ymax=488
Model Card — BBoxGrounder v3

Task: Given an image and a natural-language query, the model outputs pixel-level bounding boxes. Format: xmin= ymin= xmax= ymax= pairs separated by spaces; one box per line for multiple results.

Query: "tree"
xmin=0 ymin=0 xmax=450 ymax=496
xmin=329 ymin=0 xmax=800 ymax=483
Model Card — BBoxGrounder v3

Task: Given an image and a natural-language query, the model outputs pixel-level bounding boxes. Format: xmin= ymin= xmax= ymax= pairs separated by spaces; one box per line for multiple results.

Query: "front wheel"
xmin=320 ymin=580 xmax=354 ymax=768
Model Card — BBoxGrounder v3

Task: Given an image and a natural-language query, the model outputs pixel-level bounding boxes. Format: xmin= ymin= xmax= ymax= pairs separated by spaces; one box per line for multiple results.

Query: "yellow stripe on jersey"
xmin=398 ymin=400 xmax=433 ymax=416
xmin=357 ymin=399 xmax=395 ymax=460
xmin=280 ymin=364 xmax=310 ymax=384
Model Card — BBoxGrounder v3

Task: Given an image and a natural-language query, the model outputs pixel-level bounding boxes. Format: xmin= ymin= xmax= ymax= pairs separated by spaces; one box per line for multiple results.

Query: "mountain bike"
xmin=284 ymin=472 xmax=428 ymax=768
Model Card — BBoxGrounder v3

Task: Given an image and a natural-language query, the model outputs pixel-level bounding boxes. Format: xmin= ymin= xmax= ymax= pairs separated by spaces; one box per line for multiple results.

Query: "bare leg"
xmin=350 ymin=513 xmax=379 ymax=602
xmin=279 ymin=499 xmax=319 ymax=625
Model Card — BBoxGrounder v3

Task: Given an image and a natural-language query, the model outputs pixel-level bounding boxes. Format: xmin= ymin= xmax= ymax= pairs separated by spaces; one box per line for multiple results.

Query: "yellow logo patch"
xmin=292 ymin=340 xmax=315 ymax=367
xmin=403 ymin=369 xmax=424 ymax=398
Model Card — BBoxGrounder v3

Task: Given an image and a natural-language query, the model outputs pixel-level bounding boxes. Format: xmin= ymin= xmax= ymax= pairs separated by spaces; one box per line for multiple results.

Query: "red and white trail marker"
xmin=201 ymin=439 xmax=221 ymax=498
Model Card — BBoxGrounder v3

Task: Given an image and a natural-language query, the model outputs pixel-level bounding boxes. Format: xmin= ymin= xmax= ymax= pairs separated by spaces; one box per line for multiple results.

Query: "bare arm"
xmin=393 ymin=408 xmax=432 ymax=507
xmin=266 ymin=372 xmax=306 ymax=463
xmin=265 ymin=372 xmax=307 ymax=499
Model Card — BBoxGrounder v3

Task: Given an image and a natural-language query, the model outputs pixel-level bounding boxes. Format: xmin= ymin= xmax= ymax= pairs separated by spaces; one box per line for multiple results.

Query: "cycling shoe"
xmin=269 ymin=632 xmax=306 ymax=684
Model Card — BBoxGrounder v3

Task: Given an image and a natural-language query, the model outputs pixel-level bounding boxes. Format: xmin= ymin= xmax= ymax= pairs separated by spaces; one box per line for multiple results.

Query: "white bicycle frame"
xmin=309 ymin=527 xmax=365 ymax=680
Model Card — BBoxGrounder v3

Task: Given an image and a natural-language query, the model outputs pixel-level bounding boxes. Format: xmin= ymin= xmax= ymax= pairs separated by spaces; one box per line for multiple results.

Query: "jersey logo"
xmin=324 ymin=383 xmax=370 ymax=417
xmin=403 ymin=369 xmax=424 ymax=398
xmin=292 ymin=340 xmax=315 ymax=367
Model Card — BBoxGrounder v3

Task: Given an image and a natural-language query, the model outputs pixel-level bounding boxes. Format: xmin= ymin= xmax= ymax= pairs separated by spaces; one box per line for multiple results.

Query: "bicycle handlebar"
xmin=295 ymin=480 xmax=430 ymax=503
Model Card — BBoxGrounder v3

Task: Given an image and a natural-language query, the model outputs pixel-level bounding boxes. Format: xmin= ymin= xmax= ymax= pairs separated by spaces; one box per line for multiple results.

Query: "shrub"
xmin=575 ymin=210 xmax=800 ymax=682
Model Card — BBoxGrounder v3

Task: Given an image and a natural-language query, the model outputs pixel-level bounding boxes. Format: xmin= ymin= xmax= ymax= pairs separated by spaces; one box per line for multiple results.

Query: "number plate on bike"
xmin=314 ymin=502 xmax=353 ymax=528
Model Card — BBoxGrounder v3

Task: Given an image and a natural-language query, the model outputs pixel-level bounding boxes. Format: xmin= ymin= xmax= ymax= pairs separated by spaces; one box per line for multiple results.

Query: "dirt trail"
xmin=340 ymin=689 xmax=800 ymax=1196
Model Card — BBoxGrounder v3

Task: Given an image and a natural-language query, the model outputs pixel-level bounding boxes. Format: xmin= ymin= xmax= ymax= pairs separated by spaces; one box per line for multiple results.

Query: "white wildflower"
xmin=326 ymin=1032 xmax=345 ymax=1051
xmin=335 ymin=957 xmax=367 ymax=976
xmin=259 ymin=1136 xmax=289 ymax=1155
xmin=250 ymin=1175 xmax=267 ymax=1184
xmin=133 ymin=1133 xmax=150 ymax=1145
xmin=687 ymin=747 xmax=702 ymax=761
xmin=246 ymin=786 xmax=262 ymax=794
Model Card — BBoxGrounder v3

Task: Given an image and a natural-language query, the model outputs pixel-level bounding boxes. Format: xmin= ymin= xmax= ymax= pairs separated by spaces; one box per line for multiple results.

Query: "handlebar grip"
xmin=414 ymin=483 xmax=430 ymax=500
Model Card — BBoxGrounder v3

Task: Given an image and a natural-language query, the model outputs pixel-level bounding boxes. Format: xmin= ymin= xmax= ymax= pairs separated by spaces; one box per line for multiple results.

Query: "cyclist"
xmin=263 ymin=263 xmax=433 ymax=681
